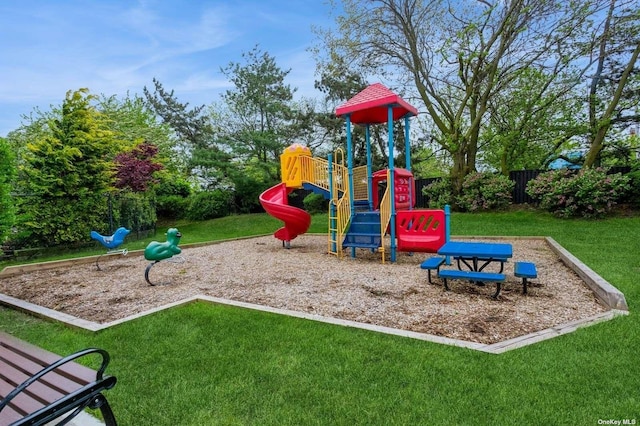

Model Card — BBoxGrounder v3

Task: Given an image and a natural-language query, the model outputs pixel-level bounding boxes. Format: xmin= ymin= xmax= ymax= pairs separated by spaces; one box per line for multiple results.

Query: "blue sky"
xmin=0 ymin=0 xmax=336 ymax=137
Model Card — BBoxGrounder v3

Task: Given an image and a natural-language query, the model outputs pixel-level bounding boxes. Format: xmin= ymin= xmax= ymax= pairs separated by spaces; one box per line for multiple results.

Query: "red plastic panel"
xmin=395 ymin=209 xmax=446 ymax=253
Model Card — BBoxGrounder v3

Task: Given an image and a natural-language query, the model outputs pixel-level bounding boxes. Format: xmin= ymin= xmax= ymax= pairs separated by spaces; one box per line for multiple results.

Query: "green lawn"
xmin=1 ymin=210 xmax=639 ymax=425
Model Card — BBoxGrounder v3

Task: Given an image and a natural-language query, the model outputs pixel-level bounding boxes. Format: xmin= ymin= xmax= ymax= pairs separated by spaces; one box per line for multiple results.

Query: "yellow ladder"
xmin=328 ymin=198 xmax=339 ymax=256
xmin=327 ymin=149 xmax=350 ymax=256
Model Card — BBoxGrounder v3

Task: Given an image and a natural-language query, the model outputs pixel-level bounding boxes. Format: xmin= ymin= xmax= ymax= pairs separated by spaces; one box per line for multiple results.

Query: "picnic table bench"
xmin=514 ymin=261 xmax=538 ymax=294
xmin=438 ymin=269 xmax=506 ymax=299
xmin=420 ymin=256 xmax=446 ymax=284
xmin=0 ymin=332 xmax=117 ymax=426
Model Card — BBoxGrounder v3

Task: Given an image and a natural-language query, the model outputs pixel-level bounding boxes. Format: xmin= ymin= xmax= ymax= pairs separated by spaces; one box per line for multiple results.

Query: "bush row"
xmin=422 ymin=167 xmax=636 ymax=219
xmin=422 ymin=172 xmax=515 ymax=212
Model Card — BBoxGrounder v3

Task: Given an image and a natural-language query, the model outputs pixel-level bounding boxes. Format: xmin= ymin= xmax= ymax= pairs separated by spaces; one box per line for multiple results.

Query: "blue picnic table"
xmin=437 ymin=241 xmax=513 ymax=273
xmin=436 ymin=241 xmax=514 ymax=298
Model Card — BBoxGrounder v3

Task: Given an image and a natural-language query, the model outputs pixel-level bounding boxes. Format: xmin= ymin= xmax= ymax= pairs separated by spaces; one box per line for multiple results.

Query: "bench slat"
xmin=0 ymin=379 xmax=45 ymax=422
xmin=0 ymin=334 xmax=96 ymax=383
xmin=0 ymin=401 xmax=23 ymax=425
xmin=420 ymin=256 xmax=445 ymax=269
xmin=0 ymin=332 xmax=117 ymax=426
xmin=0 ymin=346 xmax=87 ymax=395
xmin=420 ymin=256 xmax=445 ymax=284
xmin=0 ymin=359 xmax=66 ymax=414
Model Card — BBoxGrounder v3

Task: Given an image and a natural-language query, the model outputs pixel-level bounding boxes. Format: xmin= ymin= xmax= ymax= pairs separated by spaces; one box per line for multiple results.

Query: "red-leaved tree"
xmin=114 ymin=142 xmax=163 ymax=192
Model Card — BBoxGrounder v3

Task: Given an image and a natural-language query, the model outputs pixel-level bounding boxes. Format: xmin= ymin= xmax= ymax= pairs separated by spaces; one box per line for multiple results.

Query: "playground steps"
xmin=342 ymin=211 xmax=382 ymax=250
xmin=353 ymin=199 xmax=371 ymax=211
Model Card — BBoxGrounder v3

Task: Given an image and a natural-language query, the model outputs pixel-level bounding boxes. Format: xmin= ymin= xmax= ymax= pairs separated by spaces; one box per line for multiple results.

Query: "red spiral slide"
xmin=259 ymin=183 xmax=311 ymax=246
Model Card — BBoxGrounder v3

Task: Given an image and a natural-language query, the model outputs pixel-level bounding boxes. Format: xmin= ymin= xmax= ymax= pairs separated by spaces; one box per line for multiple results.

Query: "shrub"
xmin=303 ymin=192 xmax=328 ymax=214
xmin=625 ymin=162 xmax=640 ymax=207
xmin=156 ymin=195 xmax=191 ymax=220
xmin=156 ymin=177 xmax=192 ymax=198
xmin=421 ymin=178 xmax=453 ymax=208
xmin=14 ymin=194 xmax=109 ymax=248
xmin=155 ymin=176 xmax=193 ymax=219
xmin=231 ymin=174 xmax=269 ymax=214
xmin=187 ymin=190 xmax=233 ymax=220
xmin=456 ymin=172 xmax=514 ymax=212
xmin=115 ymin=191 xmax=157 ymax=232
xmin=526 ymin=168 xmax=630 ymax=218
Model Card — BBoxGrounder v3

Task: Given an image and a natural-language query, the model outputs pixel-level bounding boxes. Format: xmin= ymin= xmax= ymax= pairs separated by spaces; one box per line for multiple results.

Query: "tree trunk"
xmin=583 ymin=0 xmax=640 ymax=168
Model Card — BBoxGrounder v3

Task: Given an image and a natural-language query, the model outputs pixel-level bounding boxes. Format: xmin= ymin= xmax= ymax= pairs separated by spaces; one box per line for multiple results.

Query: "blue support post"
xmin=445 ymin=204 xmax=451 ymax=265
xmin=366 ymin=124 xmax=373 ymax=210
xmin=346 ymin=115 xmax=355 ymax=258
xmin=388 ymin=106 xmax=396 ymax=262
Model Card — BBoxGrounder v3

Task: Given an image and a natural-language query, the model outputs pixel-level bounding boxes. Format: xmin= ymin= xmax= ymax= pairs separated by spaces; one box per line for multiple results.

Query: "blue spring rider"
xmin=90 ymin=227 xmax=131 ymax=270
xmin=143 ymin=228 xmax=183 ymax=286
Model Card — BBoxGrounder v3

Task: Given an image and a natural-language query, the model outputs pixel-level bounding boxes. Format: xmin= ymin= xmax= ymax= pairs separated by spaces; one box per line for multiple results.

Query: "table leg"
xmin=492 ymin=282 xmax=502 ymax=299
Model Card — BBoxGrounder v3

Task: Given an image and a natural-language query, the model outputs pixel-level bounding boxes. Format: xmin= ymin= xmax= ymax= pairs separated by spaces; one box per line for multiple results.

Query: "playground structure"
xmin=90 ymin=227 xmax=130 ymax=270
xmin=260 ymin=83 xmax=449 ymax=262
xmin=143 ymin=228 xmax=183 ymax=285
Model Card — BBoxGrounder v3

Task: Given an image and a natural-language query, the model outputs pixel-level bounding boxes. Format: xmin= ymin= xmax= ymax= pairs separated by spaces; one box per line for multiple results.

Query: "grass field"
xmin=1 ymin=210 xmax=639 ymax=425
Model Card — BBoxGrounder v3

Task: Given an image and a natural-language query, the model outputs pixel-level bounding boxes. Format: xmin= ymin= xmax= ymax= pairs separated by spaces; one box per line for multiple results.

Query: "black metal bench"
xmin=438 ymin=269 xmax=506 ymax=299
xmin=0 ymin=332 xmax=117 ymax=426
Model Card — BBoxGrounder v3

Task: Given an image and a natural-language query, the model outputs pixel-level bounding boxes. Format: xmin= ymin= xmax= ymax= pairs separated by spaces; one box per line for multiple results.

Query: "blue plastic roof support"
xmin=444 ymin=204 xmax=451 ymax=265
xmin=366 ymin=124 xmax=373 ymax=210
xmin=346 ymin=114 xmax=356 ymax=258
xmin=388 ymin=105 xmax=396 ymax=263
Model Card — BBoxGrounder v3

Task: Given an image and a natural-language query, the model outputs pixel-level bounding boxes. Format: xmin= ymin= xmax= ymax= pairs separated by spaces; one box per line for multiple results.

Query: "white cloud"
xmin=0 ymin=0 xmax=333 ymax=136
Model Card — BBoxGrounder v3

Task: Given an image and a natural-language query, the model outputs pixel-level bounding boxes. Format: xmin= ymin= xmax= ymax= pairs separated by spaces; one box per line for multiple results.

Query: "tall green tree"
xmin=0 ymin=137 xmax=16 ymax=242
xmin=143 ymin=78 xmax=231 ymax=189
xmin=481 ymin=67 xmax=585 ymax=173
xmin=220 ymin=46 xmax=299 ymax=180
xmin=98 ymin=93 xmax=179 ymax=171
xmin=18 ymin=89 xmax=118 ymax=247
xmin=317 ymin=0 xmax=600 ymax=192
xmin=143 ymin=78 xmax=213 ymax=150
xmin=312 ymin=54 xmax=388 ymax=168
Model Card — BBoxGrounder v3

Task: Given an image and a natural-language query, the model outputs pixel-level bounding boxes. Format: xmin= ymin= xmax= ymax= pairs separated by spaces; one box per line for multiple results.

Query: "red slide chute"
xmin=259 ymin=183 xmax=311 ymax=246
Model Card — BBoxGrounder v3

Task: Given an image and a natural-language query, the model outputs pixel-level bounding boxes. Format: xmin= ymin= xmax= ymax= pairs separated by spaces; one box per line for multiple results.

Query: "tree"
xmin=98 ymin=93 xmax=179 ymax=172
xmin=0 ymin=137 xmax=16 ymax=242
xmin=144 ymin=79 xmax=231 ymax=189
xmin=583 ymin=0 xmax=640 ymax=167
xmin=114 ymin=142 xmax=164 ymax=192
xmin=18 ymin=89 xmax=118 ymax=247
xmin=481 ymin=67 xmax=585 ymax=173
xmin=317 ymin=0 xmax=601 ymax=192
xmin=313 ymin=54 xmax=390 ymax=168
xmin=220 ymin=46 xmax=299 ymax=180
xmin=143 ymin=78 xmax=213 ymax=150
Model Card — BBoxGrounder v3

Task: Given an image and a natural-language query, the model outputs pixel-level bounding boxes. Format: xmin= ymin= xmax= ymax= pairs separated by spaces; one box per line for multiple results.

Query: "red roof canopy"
xmin=335 ymin=83 xmax=418 ymax=124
